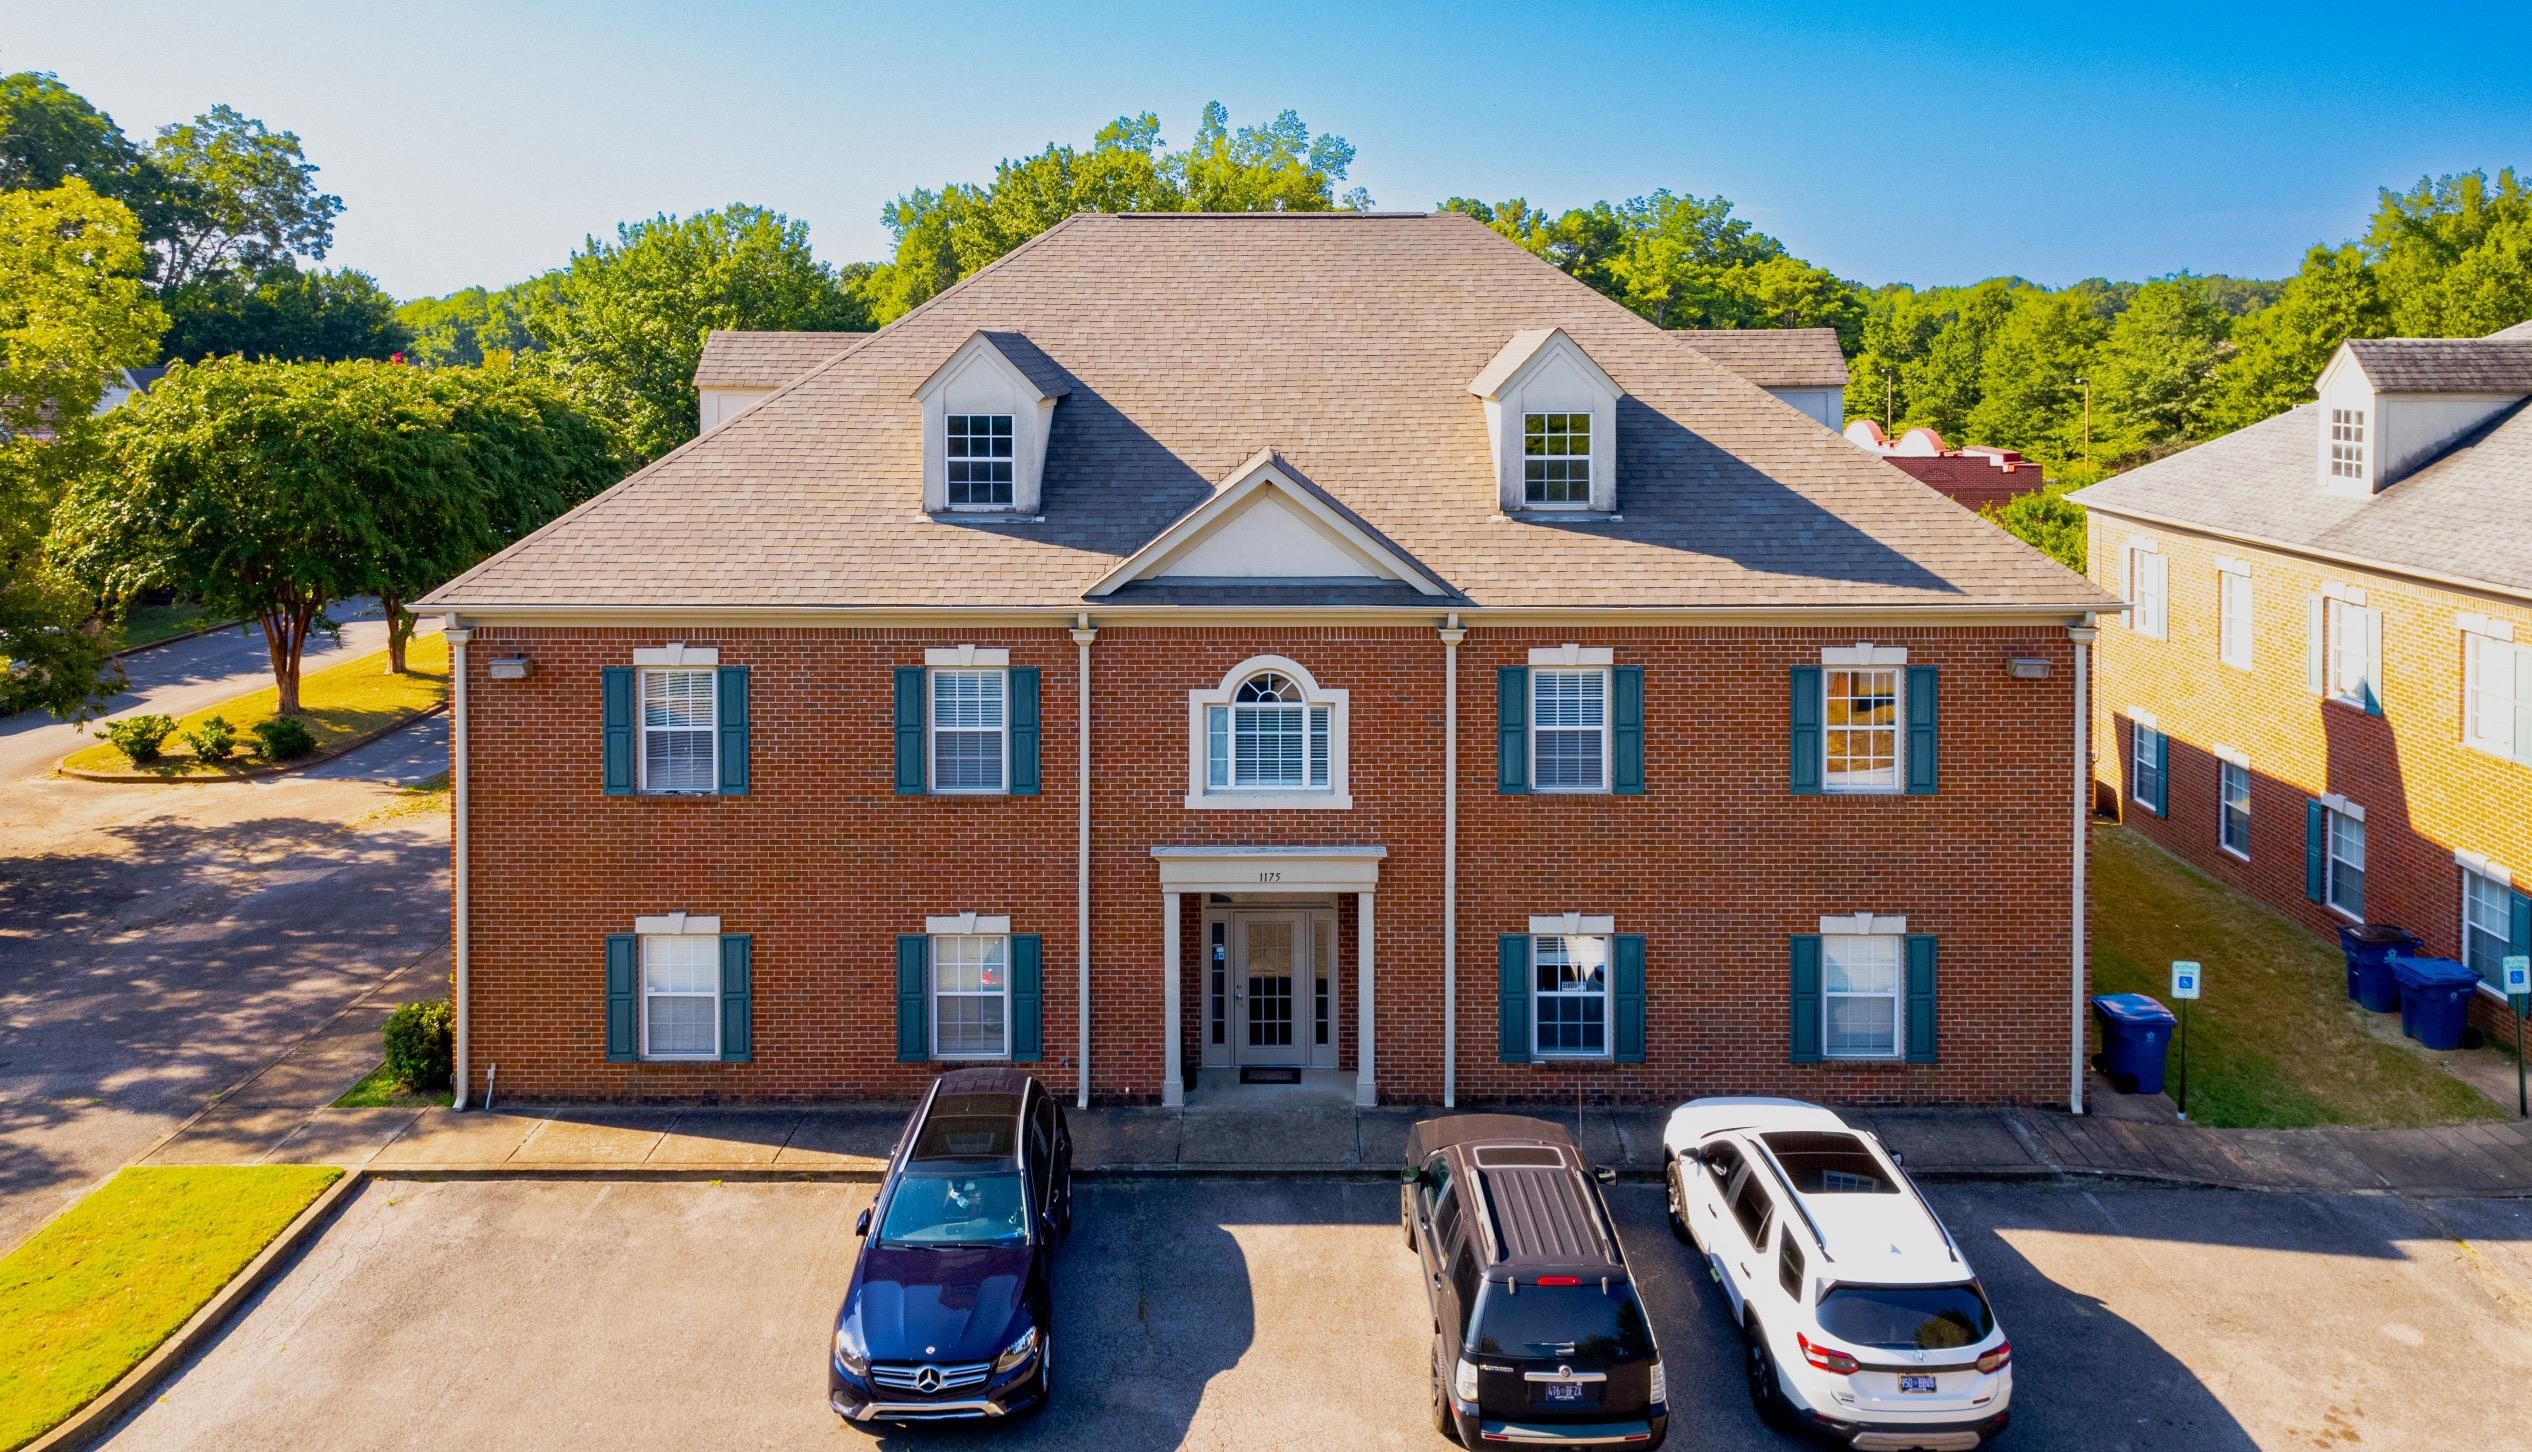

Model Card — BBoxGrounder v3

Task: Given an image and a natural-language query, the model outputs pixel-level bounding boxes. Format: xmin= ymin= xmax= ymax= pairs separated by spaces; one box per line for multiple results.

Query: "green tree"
xmin=1966 ymin=287 xmax=2110 ymax=468
xmin=0 ymin=179 xmax=166 ymax=718
xmin=1895 ymin=280 xmax=2022 ymax=443
xmin=162 ymin=263 xmax=410 ymax=362
xmin=2368 ymin=168 xmax=2532 ymax=337
xmin=1981 ymin=481 xmax=2089 ymax=573
xmin=2207 ymin=244 xmax=2390 ymax=432
xmin=526 ymin=204 xmax=866 ymax=459
xmin=142 ymin=104 xmax=342 ymax=289
xmin=395 ymin=276 xmax=554 ymax=367
xmin=2091 ymin=275 xmax=2228 ymax=458
xmin=0 ymin=71 xmax=147 ymax=197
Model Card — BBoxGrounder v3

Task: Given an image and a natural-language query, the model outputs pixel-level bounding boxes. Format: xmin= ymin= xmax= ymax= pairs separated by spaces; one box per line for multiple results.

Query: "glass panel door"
xmin=1234 ymin=913 xmax=1307 ymax=1066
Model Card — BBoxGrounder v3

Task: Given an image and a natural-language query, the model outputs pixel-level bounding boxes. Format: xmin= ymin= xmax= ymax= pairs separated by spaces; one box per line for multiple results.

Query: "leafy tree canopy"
xmin=163 ymin=263 xmax=409 ymax=363
xmin=395 ymin=275 xmax=554 ymax=367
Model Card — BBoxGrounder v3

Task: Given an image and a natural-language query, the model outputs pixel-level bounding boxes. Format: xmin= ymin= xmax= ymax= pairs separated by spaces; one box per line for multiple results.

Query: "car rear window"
xmin=910 ymin=1094 xmax=1019 ymax=1160
xmin=1817 ymin=1282 xmax=1996 ymax=1351
xmin=1472 ymin=1283 xmax=1654 ymax=1360
xmin=1762 ymin=1132 xmax=1897 ymax=1194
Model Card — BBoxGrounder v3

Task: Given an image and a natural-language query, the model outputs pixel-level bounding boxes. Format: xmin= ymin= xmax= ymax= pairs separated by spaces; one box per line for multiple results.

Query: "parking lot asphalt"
xmin=100 ymin=1177 xmax=2532 ymax=1451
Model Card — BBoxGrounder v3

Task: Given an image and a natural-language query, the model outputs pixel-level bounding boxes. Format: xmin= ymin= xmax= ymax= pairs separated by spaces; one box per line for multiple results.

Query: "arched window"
xmin=1186 ymin=657 xmax=1350 ymax=809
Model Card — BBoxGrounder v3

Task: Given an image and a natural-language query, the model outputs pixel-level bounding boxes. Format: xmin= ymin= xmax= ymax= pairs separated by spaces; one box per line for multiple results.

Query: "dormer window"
xmin=946 ymin=414 xmax=1015 ymax=507
xmin=2329 ymin=408 xmax=2366 ymax=479
xmin=1523 ymin=413 xmax=1592 ymax=507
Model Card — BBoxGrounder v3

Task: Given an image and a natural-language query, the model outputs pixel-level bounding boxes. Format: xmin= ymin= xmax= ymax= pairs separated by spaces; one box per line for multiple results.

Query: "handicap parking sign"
xmin=2505 ymin=955 xmax=2530 ymax=1001
xmin=2171 ymin=961 xmax=2202 ymax=1001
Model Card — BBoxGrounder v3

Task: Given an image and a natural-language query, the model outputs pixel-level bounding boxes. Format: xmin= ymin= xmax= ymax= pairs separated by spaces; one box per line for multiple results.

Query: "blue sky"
xmin=13 ymin=0 xmax=2530 ymax=300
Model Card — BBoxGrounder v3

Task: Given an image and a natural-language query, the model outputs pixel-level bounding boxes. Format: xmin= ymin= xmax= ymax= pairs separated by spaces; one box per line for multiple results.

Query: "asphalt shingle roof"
xmin=1672 ymin=328 xmax=1851 ymax=390
xmin=692 ymin=330 xmax=869 ymax=390
xmin=2069 ymin=400 xmax=2532 ymax=597
xmin=426 ymin=213 xmax=2103 ymax=613
xmin=2345 ymin=338 xmax=2532 ymax=393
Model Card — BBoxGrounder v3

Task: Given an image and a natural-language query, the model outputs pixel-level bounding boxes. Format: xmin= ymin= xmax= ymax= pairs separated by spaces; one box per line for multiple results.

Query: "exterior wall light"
xmin=2006 ymin=657 xmax=2052 ymax=680
xmin=487 ymin=654 xmax=533 ymax=681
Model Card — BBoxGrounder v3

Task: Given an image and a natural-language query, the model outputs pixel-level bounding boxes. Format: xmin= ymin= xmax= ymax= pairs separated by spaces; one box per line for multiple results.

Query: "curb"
xmin=108 ymin=617 xmax=246 ymax=658
xmin=56 ymin=701 xmax=447 ymax=784
xmin=24 ymin=1168 xmax=365 ymax=1452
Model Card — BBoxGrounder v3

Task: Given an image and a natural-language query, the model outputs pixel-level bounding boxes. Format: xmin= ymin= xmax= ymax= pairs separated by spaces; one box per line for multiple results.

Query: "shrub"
xmin=381 ymin=999 xmax=454 ymax=1091
xmin=103 ymin=713 xmax=177 ymax=764
xmin=182 ymin=714 xmax=237 ymax=761
xmin=251 ymin=715 xmax=317 ymax=760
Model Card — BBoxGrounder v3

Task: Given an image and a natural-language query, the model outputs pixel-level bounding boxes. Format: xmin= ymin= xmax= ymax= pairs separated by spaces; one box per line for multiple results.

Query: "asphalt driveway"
xmin=99 ymin=1177 xmax=2532 ymax=1451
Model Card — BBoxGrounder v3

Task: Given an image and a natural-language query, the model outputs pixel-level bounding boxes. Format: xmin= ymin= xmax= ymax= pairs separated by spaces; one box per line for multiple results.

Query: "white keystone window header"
xmin=1527 ymin=644 xmax=1613 ymax=667
xmin=633 ymin=913 xmax=722 ymax=935
xmin=2212 ymin=743 xmax=2249 ymax=769
xmin=924 ymin=645 xmax=1010 ymax=668
xmin=2321 ymin=581 xmax=2367 ymax=606
xmin=2213 ymin=555 xmax=2251 ymax=577
xmin=925 ymin=913 xmax=1012 ymax=935
xmin=2457 ymin=612 xmax=2515 ymax=643
xmin=1821 ymin=643 xmax=1908 ymax=667
xmin=1819 ymin=913 xmax=1908 ymax=936
xmin=2320 ymin=793 xmax=2365 ymax=821
xmin=2126 ymin=535 xmax=2161 ymax=554
xmin=632 ymin=644 xmax=718 ymax=667
xmin=1528 ymin=913 xmax=1616 ymax=935
xmin=2128 ymin=707 xmax=2159 ymax=729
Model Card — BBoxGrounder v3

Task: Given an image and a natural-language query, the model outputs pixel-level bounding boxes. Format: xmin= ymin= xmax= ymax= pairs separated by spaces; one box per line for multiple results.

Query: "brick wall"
xmin=2087 ymin=516 xmax=2532 ymax=1039
xmin=458 ymin=620 xmax=2083 ymax=1106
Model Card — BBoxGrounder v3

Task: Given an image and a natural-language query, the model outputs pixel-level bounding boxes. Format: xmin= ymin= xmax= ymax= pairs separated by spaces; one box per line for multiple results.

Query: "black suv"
xmin=1402 ymin=1115 xmax=1668 ymax=1448
xmin=829 ymin=1068 xmax=1074 ymax=1424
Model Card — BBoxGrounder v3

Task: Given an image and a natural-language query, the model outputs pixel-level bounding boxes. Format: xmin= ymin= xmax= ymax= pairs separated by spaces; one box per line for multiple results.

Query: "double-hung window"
xmin=1523 ymin=412 xmax=1591 ymax=507
xmin=931 ymin=933 xmax=1011 ymax=1059
xmin=1825 ymin=666 xmax=1902 ymax=793
xmin=945 ymin=413 xmax=1015 ymax=507
xmin=1208 ymin=672 xmax=1331 ymax=791
xmin=2462 ymin=867 xmax=2515 ymax=991
xmin=2219 ymin=759 xmax=2251 ymax=859
xmin=2219 ymin=569 xmax=2253 ymax=670
xmin=2128 ymin=548 xmax=2168 ymax=640
xmin=1823 ymin=932 xmax=1903 ymax=1060
xmin=1531 ymin=667 xmax=1609 ymax=791
xmin=930 ymin=668 xmax=1008 ymax=793
xmin=640 ymin=932 xmax=720 ymax=1059
xmin=2464 ymin=628 xmax=2532 ymax=765
xmin=2326 ymin=598 xmax=2378 ymax=707
xmin=2131 ymin=723 xmax=2164 ymax=813
xmin=2329 ymin=408 xmax=2366 ymax=479
xmin=640 ymin=668 xmax=717 ymax=793
xmin=1532 ymin=933 xmax=1610 ymax=1058
xmin=2327 ymin=806 xmax=2366 ymax=919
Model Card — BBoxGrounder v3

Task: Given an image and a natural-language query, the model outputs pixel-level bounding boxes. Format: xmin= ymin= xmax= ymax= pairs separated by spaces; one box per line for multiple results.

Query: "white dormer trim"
xmin=914 ymin=332 xmax=1061 ymax=516
xmin=632 ymin=643 xmax=719 ymax=667
xmin=1087 ymin=450 xmax=1450 ymax=598
xmin=1468 ymin=329 xmax=1621 ymax=515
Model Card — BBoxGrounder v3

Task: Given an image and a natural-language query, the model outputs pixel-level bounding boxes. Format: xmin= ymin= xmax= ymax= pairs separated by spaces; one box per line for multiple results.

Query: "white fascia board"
xmin=633 ymin=913 xmax=723 ymax=935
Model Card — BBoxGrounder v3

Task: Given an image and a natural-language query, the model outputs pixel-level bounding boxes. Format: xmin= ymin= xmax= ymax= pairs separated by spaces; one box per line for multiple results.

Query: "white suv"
xmin=1662 ymin=1098 xmax=2011 ymax=1450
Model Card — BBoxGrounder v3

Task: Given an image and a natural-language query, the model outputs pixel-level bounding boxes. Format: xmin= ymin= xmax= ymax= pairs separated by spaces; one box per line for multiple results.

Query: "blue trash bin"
xmin=2340 ymin=924 xmax=2420 ymax=1009
xmin=2390 ymin=955 xmax=2481 ymax=1051
xmin=2090 ymin=993 xmax=2178 ymax=1095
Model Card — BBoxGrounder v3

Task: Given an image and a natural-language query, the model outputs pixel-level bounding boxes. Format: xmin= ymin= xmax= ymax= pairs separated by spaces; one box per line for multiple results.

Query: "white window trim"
xmin=2461 ymin=628 xmax=2527 ymax=764
xmin=1185 ymin=655 xmax=1351 ymax=810
xmin=2323 ymin=596 xmax=2377 ymax=710
xmin=636 ymin=924 xmax=722 ymax=1062
xmin=2324 ymin=802 xmax=2367 ymax=922
xmin=1821 ymin=927 xmax=1907 ymax=1062
xmin=2127 ymin=547 xmax=2169 ymax=641
xmin=927 ymin=664 xmax=1011 ymax=796
xmin=1817 ymin=644 xmax=1909 ymax=797
xmin=2459 ymin=858 xmax=2516 ymax=1001
xmin=636 ymin=665 xmax=718 ymax=796
xmin=928 ymin=929 xmax=1014 ymax=1061
xmin=1519 ymin=410 xmax=1597 ymax=512
xmin=2216 ymin=755 xmax=2251 ymax=862
xmin=1530 ymin=929 xmax=1614 ymax=1061
xmin=943 ymin=412 xmax=1018 ymax=511
xmin=2131 ymin=722 xmax=2161 ymax=810
xmin=2218 ymin=569 xmax=2253 ymax=671
xmin=1529 ymin=664 xmax=1613 ymax=794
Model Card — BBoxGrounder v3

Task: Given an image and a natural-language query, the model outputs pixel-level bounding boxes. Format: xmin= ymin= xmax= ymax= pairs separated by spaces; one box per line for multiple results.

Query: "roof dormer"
xmin=1468 ymin=329 xmax=1622 ymax=516
xmin=913 ymin=331 xmax=1070 ymax=517
xmin=2313 ymin=334 xmax=2532 ymax=496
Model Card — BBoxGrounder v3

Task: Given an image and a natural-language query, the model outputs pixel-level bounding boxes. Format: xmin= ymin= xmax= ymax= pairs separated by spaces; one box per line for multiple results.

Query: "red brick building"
xmin=422 ymin=213 xmax=2109 ymax=1111
xmin=1843 ymin=422 xmax=2048 ymax=514
xmin=2075 ymin=323 xmax=2532 ymax=1039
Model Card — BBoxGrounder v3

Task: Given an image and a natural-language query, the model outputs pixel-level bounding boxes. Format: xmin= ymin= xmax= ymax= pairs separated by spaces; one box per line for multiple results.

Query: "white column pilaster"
xmin=1162 ymin=889 xmax=1184 ymax=1108
xmin=1356 ymin=889 xmax=1377 ymax=1107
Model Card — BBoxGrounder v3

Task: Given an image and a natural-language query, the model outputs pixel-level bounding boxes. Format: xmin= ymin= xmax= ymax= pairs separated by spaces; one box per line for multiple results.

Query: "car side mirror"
xmin=1400 ymin=1166 xmax=1421 ymax=1186
xmin=1676 ymin=1147 xmax=1701 ymax=1166
xmin=1593 ymin=1166 xmax=1618 ymax=1186
xmin=1890 ymin=1150 xmax=1905 ymax=1167
xmin=854 ymin=1208 xmax=872 ymax=1236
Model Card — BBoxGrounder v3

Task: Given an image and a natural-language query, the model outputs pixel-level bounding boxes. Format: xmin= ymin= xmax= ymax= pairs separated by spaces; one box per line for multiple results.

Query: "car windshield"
xmin=876 ymin=1171 xmax=1028 ymax=1247
xmin=1472 ymin=1283 xmax=1655 ymax=1360
xmin=1817 ymin=1282 xmax=1996 ymax=1351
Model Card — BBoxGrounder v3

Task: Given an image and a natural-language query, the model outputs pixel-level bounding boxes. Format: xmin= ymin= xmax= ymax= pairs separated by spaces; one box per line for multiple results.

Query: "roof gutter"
xmin=2076 ymin=501 xmax=2532 ymax=609
xmin=444 ymin=620 xmax=473 ymax=1111
xmin=413 ymin=601 xmax=2114 ymax=629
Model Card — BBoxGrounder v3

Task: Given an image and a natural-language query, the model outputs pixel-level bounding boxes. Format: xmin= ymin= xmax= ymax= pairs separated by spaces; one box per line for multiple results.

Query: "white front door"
xmin=1232 ymin=911 xmax=1309 ymax=1068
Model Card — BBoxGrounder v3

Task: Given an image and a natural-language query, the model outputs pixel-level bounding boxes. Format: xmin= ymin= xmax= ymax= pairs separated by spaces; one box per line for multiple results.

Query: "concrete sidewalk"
xmin=144 ymin=1085 xmax=2532 ymax=1196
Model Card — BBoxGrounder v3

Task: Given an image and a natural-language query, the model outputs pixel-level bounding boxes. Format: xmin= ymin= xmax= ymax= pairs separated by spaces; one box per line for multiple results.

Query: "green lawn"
xmin=66 ymin=634 xmax=447 ymax=778
xmin=109 ymin=602 xmax=235 ymax=652
xmin=0 ymin=1166 xmax=340 ymax=1450
xmin=2091 ymin=824 xmax=2503 ymax=1128
xmin=331 ymin=1063 xmax=444 ymax=1108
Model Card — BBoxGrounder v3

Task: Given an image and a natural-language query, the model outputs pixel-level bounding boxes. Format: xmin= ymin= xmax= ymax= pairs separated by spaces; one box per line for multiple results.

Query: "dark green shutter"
xmin=2147 ymin=729 xmax=2168 ymax=817
xmin=2361 ymin=607 xmax=2384 ymax=716
xmin=1789 ymin=666 xmax=1823 ymax=795
xmin=605 ymin=933 xmax=637 ymax=1061
xmin=2304 ymin=799 xmax=2326 ymax=902
xmin=1008 ymin=667 xmax=1041 ymax=795
xmin=896 ymin=935 xmax=929 ymax=1062
xmin=1498 ymin=935 xmax=1531 ymax=1062
xmin=1905 ymin=665 xmax=1938 ymax=796
xmin=602 ymin=667 xmax=635 ymax=796
xmin=893 ymin=667 xmax=927 ymax=795
xmin=1497 ymin=667 xmax=1529 ymax=794
xmin=1612 ymin=665 xmax=1645 ymax=795
xmin=1789 ymin=935 xmax=1823 ymax=1063
xmin=1904 ymin=935 xmax=1938 ymax=1064
xmin=715 ymin=666 xmax=750 ymax=795
xmin=2511 ymin=891 xmax=2531 ymax=968
xmin=1612 ymin=934 xmax=1646 ymax=1063
xmin=1010 ymin=934 xmax=1043 ymax=1061
xmin=718 ymin=934 xmax=752 ymax=1062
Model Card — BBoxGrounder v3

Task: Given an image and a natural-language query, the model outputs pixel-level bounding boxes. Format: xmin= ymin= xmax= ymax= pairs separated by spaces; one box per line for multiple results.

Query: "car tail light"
xmin=1797 ymin=1333 xmax=1859 ymax=1375
xmin=1455 ymin=1357 xmax=1480 ymax=1403
xmin=1535 ymin=1276 xmax=1581 ymax=1287
xmin=1648 ymin=1359 xmax=1667 ymax=1405
xmin=1976 ymin=1340 xmax=2012 ymax=1375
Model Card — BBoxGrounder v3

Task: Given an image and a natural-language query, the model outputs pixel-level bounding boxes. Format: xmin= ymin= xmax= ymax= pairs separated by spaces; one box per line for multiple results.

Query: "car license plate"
xmin=1899 ymin=1374 xmax=1938 ymax=1394
xmin=1543 ymin=1382 xmax=1583 ymax=1403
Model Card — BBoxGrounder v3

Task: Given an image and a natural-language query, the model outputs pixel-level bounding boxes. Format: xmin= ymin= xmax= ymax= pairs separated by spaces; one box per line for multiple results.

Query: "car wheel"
xmin=1430 ymin=1336 xmax=1462 ymax=1444
xmin=1743 ymin=1319 xmax=1795 ymax=1431
xmin=1665 ymin=1157 xmax=1691 ymax=1245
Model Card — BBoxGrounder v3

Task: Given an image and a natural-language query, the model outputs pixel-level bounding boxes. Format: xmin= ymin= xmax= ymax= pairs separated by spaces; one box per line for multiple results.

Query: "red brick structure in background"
xmin=1844 ymin=422 xmax=2048 ymax=514
xmin=2076 ymin=324 xmax=2532 ymax=1041
xmin=426 ymin=214 xmax=2110 ymax=1110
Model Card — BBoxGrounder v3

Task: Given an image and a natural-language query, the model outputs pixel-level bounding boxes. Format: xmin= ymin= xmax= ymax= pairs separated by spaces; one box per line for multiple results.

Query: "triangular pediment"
xmin=1085 ymin=450 xmax=1452 ymax=598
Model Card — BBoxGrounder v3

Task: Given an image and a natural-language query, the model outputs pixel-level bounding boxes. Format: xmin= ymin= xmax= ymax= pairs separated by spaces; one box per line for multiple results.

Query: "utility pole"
xmin=1885 ymin=372 xmax=1896 ymax=433
xmin=2076 ymin=375 xmax=2093 ymax=466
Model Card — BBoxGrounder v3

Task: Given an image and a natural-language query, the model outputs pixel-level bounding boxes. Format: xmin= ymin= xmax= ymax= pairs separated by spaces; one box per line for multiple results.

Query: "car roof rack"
xmin=1749 ymin=1139 xmax=1835 ymax=1264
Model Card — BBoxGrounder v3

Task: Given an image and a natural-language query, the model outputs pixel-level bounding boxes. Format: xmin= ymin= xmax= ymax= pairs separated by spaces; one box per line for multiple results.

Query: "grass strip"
xmin=67 ymin=633 xmax=447 ymax=778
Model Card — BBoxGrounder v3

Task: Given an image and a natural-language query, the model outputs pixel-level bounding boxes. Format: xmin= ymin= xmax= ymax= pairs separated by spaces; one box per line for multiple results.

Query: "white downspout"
xmin=1072 ymin=615 xmax=1097 ymax=1110
xmin=445 ymin=621 xmax=473 ymax=1110
xmin=1439 ymin=614 xmax=1466 ymax=1108
xmin=2069 ymin=619 xmax=2096 ymax=1116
